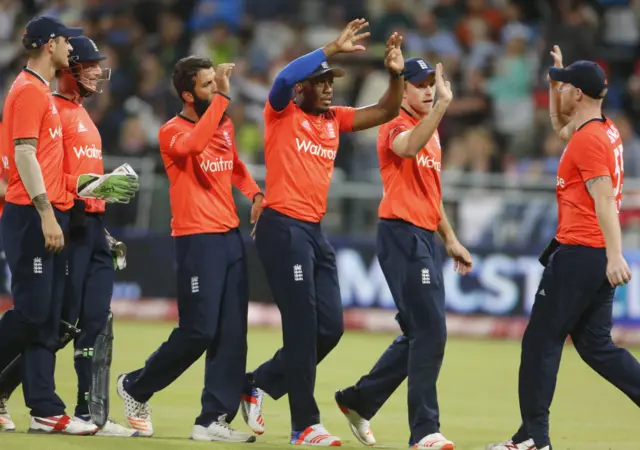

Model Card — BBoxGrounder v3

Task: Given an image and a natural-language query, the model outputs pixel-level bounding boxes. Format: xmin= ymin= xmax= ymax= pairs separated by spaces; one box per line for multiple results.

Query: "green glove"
xmin=77 ymin=164 xmax=140 ymax=204
xmin=106 ymin=234 xmax=127 ymax=270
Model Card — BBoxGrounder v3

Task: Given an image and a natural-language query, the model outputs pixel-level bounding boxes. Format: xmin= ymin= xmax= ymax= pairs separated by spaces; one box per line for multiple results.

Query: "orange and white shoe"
xmin=241 ymin=386 xmax=265 ymax=435
xmin=411 ymin=433 xmax=454 ymax=449
xmin=0 ymin=395 xmax=15 ymax=431
xmin=290 ymin=424 xmax=341 ymax=446
xmin=28 ymin=414 xmax=98 ymax=435
xmin=116 ymin=374 xmax=153 ymax=437
xmin=335 ymin=393 xmax=375 ymax=446
xmin=485 ymin=439 xmax=536 ymax=450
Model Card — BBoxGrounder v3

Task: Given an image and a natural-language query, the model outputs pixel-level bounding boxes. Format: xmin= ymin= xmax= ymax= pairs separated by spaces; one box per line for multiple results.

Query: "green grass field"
xmin=1 ymin=321 xmax=639 ymax=450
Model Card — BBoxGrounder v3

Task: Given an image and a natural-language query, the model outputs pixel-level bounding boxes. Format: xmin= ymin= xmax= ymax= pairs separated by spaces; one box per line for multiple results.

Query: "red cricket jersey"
xmin=53 ymin=94 xmax=106 ymax=213
xmin=262 ymin=100 xmax=355 ymax=222
xmin=377 ymin=108 xmax=442 ymax=231
xmin=556 ymin=116 xmax=624 ymax=248
xmin=2 ymin=69 xmax=73 ymax=211
xmin=159 ymin=111 xmax=261 ymax=236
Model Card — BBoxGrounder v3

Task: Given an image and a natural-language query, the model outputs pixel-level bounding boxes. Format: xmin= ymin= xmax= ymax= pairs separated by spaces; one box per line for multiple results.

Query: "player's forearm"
xmin=594 ymin=196 xmax=624 ymax=257
xmin=403 ymin=102 xmax=449 ymax=157
xmin=376 ymin=74 xmax=404 ymax=120
xmin=14 ymin=139 xmax=52 ymax=214
xmin=436 ymin=202 xmax=458 ymax=245
xmin=169 ymin=94 xmax=230 ymax=156
xmin=269 ymin=49 xmax=327 ymax=110
xmin=549 ymin=86 xmax=571 ymax=132
xmin=232 ymin=159 xmax=262 ymax=200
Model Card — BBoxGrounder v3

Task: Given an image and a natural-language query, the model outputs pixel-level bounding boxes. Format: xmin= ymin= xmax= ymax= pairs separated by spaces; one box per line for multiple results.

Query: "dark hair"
xmin=24 ymin=46 xmax=45 ymax=60
xmin=172 ymin=56 xmax=213 ymax=102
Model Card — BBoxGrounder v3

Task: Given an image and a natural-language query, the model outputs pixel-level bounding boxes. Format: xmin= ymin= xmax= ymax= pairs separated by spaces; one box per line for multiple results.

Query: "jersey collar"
xmin=177 ymin=113 xmax=196 ymax=124
xmin=576 ymin=115 xmax=606 ymax=132
xmin=23 ymin=67 xmax=49 ymax=86
xmin=400 ymin=106 xmax=420 ymax=125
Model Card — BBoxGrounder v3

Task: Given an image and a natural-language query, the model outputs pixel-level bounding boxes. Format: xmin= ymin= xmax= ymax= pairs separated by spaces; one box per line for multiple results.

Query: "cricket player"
xmin=0 ymin=120 xmax=9 ymax=431
xmin=52 ymin=35 xmax=137 ymax=436
xmin=0 ymin=16 xmax=138 ymax=434
xmin=116 ymin=56 xmax=263 ymax=442
xmin=487 ymin=46 xmax=640 ymax=450
xmin=241 ymin=19 xmax=406 ymax=446
xmin=334 ymin=59 xmax=472 ymax=450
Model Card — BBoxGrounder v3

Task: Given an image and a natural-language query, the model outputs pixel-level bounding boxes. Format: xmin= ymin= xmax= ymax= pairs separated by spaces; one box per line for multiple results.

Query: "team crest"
xmin=222 ymin=130 xmax=233 ymax=147
xmin=326 ymin=122 xmax=335 ymax=138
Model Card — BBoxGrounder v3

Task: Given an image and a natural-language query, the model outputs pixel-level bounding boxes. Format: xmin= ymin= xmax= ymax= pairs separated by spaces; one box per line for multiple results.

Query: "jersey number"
xmin=613 ymin=144 xmax=624 ymax=212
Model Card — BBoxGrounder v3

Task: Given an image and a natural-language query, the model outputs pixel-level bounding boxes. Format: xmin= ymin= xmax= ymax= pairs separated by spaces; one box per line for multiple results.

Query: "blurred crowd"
xmin=1 ymin=0 xmax=640 ymax=182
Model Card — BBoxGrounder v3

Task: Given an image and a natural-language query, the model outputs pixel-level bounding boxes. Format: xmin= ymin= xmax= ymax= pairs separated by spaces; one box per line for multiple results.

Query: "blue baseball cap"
xmin=69 ymin=36 xmax=107 ymax=63
xmin=23 ymin=15 xmax=83 ymax=49
xmin=549 ymin=60 xmax=608 ymax=99
xmin=306 ymin=60 xmax=346 ymax=80
xmin=402 ymin=57 xmax=436 ymax=84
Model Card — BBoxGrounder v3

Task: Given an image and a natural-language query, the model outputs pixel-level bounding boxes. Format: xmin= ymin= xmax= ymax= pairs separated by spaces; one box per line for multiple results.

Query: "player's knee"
xmin=318 ymin=318 xmax=344 ymax=350
xmin=573 ymin=334 xmax=615 ymax=363
xmin=413 ymin=326 xmax=447 ymax=356
xmin=189 ymin=328 xmax=216 ymax=348
xmin=21 ymin=304 xmax=49 ymax=327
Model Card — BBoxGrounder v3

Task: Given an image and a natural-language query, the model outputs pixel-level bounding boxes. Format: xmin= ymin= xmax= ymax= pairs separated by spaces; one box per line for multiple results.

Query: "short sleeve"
xmin=572 ymin=133 xmax=610 ymax=182
xmin=11 ymin=84 xmax=48 ymax=141
xmin=264 ymin=99 xmax=295 ymax=123
xmin=331 ymin=106 xmax=356 ymax=133
xmin=386 ymin=121 xmax=410 ymax=151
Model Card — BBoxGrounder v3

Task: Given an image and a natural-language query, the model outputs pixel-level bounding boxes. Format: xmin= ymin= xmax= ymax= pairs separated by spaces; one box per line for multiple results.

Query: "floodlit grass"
xmin=1 ymin=321 xmax=638 ymax=449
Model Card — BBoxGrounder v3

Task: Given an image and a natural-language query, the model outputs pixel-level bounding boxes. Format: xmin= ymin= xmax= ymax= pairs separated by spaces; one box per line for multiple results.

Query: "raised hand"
xmin=435 ymin=63 xmax=453 ymax=105
xmin=384 ymin=32 xmax=404 ymax=75
xmin=215 ymin=63 xmax=235 ymax=96
xmin=324 ymin=18 xmax=370 ymax=56
xmin=547 ymin=45 xmax=563 ymax=88
xmin=550 ymin=45 xmax=563 ymax=68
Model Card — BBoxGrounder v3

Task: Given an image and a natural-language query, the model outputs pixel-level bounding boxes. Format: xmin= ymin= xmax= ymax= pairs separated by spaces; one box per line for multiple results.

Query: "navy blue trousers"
xmin=124 ymin=230 xmax=249 ymax=426
xmin=61 ymin=213 xmax=114 ymax=417
xmin=339 ymin=219 xmax=446 ymax=443
xmin=511 ymin=244 xmax=640 ymax=449
xmin=249 ymin=207 xmax=344 ymax=431
xmin=0 ymin=203 xmax=70 ymax=417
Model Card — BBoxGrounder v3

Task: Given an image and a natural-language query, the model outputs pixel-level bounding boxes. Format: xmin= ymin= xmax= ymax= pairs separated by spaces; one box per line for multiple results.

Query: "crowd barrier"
xmin=1 ymin=235 xmax=640 ymax=345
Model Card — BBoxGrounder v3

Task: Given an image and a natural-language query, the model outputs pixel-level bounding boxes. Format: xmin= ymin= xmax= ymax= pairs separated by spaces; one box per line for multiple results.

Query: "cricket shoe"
xmin=0 ymin=395 xmax=15 ymax=431
xmin=411 ymin=433 xmax=454 ymax=449
xmin=290 ymin=424 xmax=341 ymax=446
xmin=335 ymin=391 xmax=375 ymax=446
xmin=191 ymin=414 xmax=256 ymax=442
xmin=76 ymin=415 xmax=139 ymax=437
xmin=241 ymin=386 xmax=265 ymax=435
xmin=117 ymin=373 xmax=153 ymax=437
xmin=485 ymin=439 xmax=535 ymax=450
xmin=28 ymin=414 xmax=98 ymax=435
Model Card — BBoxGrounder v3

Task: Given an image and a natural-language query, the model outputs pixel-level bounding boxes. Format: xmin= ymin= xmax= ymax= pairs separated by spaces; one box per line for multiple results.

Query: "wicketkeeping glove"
xmin=77 ymin=164 xmax=140 ymax=204
xmin=106 ymin=234 xmax=127 ymax=270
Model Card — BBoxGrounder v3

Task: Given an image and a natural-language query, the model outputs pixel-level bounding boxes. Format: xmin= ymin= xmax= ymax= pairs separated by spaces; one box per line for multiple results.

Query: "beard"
xmin=190 ymin=90 xmax=211 ymax=118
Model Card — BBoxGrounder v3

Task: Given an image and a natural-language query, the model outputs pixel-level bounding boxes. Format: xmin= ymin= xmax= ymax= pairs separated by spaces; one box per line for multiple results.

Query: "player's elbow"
xmin=378 ymin=103 xmax=400 ymax=123
xmin=401 ymin=143 xmax=422 ymax=158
